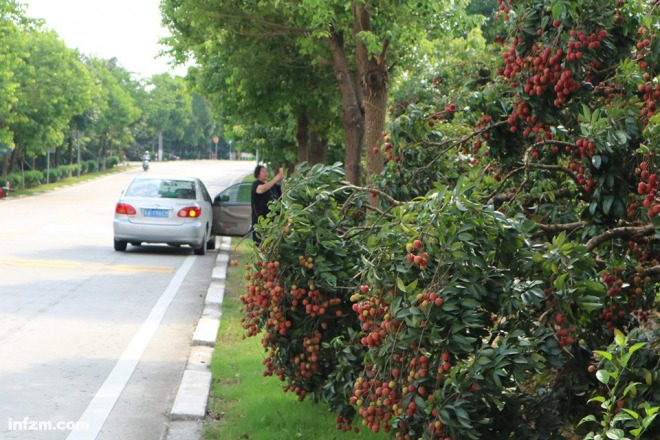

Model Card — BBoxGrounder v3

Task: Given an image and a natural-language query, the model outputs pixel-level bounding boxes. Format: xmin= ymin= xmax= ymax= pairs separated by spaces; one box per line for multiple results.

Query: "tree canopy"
xmin=0 ymin=0 xmax=220 ymax=182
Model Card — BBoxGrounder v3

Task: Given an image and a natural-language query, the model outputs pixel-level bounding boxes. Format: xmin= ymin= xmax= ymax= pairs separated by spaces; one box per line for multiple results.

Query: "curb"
xmin=166 ymin=236 xmax=232 ymax=438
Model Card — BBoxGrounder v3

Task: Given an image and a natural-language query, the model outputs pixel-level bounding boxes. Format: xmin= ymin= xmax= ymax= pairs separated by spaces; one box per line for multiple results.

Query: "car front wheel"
xmin=114 ymin=239 xmax=127 ymax=251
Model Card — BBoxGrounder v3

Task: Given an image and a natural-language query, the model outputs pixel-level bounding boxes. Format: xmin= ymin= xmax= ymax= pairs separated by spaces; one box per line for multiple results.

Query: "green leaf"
xmin=642 ymin=412 xmax=657 ymax=428
xmin=645 ymin=406 xmax=659 ymax=417
xmin=623 ymin=382 xmax=640 ymax=397
xmin=621 ymin=408 xmax=640 ymax=420
xmin=605 ymin=428 xmax=625 ymax=439
xmin=594 ymin=350 xmax=613 ymax=361
xmin=603 ymin=195 xmax=613 ymax=214
xmin=614 ymin=329 xmax=625 ymax=346
xmin=578 ymin=414 xmax=597 ymax=426
xmin=551 ymin=1 xmax=566 ymax=19
xmin=613 ymin=412 xmax=634 ymax=423
xmin=628 ymin=342 xmax=647 ymax=354
xmin=615 ymin=130 xmax=628 ymax=144
xmin=441 ymin=301 xmax=459 ymax=312
xmin=596 ymin=369 xmax=611 ymax=385
xmin=578 ymin=295 xmax=603 ymax=312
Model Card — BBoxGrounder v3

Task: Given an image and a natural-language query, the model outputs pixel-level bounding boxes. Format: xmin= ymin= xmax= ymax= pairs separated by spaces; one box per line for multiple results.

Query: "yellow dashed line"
xmin=0 ymin=258 xmax=175 ymax=274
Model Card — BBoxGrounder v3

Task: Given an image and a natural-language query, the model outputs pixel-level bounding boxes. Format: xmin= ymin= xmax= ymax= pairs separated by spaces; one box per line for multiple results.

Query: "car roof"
xmin=130 ymin=175 xmax=198 ymax=182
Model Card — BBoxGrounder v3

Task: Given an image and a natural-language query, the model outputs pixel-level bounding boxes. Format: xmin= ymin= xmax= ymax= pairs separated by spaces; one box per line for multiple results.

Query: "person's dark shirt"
xmin=251 ymin=179 xmax=271 ymax=225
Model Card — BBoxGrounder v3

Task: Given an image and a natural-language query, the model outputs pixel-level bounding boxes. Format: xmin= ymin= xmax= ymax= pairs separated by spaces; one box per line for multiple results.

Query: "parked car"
xmin=212 ymin=182 xmax=252 ymax=237
xmin=113 ymin=175 xmax=217 ymax=254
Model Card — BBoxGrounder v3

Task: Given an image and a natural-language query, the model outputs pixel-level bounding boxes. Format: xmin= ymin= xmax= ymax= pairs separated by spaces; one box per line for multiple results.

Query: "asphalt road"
xmin=0 ymin=160 xmax=254 ymax=440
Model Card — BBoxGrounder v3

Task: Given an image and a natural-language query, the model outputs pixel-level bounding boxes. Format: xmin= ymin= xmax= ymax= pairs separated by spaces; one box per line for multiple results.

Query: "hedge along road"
xmin=0 ymin=160 xmax=254 ymax=440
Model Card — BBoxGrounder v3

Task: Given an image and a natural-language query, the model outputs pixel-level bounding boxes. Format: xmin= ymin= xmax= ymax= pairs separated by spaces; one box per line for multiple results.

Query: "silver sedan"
xmin=113 ymin=175 xmax=217 ymax=255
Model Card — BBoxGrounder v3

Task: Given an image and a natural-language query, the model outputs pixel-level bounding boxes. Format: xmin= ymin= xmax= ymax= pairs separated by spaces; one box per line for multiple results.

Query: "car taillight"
xmin=116 ymin=203 xmax=137 ymax=215
xmin=178 ymin=206 xmax=202 ymax=218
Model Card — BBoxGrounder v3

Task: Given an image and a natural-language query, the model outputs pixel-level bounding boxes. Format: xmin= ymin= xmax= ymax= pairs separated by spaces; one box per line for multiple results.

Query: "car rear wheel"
xmin=207 ymin=234 xmax=217 ymax=250
xmin=193 ymin=233 xmax=207 ymax=256
xmin=114 ymin=239 xmax=127 ymax=251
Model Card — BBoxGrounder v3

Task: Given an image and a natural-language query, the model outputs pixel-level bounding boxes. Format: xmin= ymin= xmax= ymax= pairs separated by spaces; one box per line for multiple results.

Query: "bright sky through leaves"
xmin=20 ymin=0 xmax=188 ymax=78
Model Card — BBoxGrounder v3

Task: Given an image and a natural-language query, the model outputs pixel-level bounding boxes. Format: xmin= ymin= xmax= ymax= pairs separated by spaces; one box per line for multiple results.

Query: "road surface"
xmin=0 ymin=160 xmax=254 ymax=440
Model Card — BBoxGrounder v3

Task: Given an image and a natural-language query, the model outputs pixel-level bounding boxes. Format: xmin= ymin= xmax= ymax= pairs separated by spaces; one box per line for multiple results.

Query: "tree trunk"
xmin=296 ymin=112 xmax=309 ymax=163
xmin=1 ymin=155 xmax=7 ymax=181
xmin=352 ymin=0 xmax=388 ymax=191
xmin=309 ymin=131 xmax=327 ymax=164
xmin=328 ymin=31 xmax=364 ymax=185
xmin=98 ymin=132 xmax=107 ymax=170
xmin=67 ymin=135 xmax=73 ymax=166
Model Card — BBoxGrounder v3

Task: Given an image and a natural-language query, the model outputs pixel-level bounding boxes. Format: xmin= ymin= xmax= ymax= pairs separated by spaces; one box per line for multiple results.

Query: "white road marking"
xmin=66 ymin=255 xmax=197 ymax=440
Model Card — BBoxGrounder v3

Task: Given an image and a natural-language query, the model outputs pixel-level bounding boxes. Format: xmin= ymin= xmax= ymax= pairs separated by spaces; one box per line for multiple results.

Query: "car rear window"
xmin=125 ymin=179 xmax=196 ymax=199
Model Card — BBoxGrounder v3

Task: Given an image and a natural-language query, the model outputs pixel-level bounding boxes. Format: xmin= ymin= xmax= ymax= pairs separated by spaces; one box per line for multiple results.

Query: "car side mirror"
xmin=214 ymin=194 xmax=230 ymax=205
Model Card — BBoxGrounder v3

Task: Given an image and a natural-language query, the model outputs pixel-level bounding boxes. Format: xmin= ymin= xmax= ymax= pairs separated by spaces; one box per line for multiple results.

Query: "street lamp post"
xmin=46 ymin=148 xmax=55 ymax=184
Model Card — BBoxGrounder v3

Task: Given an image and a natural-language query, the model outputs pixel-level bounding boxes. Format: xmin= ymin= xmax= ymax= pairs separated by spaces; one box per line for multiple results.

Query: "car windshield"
xmin=125 ymin=178 xmax=196 ymax=199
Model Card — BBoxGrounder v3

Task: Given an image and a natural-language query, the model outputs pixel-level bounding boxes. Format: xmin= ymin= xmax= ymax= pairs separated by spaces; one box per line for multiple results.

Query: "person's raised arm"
xmin=256 ymin=168 xmax=284 ymax=194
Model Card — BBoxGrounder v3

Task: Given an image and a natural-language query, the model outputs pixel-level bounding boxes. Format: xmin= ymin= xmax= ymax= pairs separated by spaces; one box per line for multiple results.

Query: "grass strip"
xmin=4 ymin=166 xmax=130 ymax=197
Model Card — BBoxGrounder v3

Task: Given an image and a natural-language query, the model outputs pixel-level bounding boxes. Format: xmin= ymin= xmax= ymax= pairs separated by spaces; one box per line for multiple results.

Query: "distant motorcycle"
xmin=142 ymin=159 xmax=150 ymax=171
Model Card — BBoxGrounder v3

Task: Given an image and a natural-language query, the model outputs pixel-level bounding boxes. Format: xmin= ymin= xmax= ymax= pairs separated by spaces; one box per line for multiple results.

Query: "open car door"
xmin=212 ymin=182 xmax=252 ymax=237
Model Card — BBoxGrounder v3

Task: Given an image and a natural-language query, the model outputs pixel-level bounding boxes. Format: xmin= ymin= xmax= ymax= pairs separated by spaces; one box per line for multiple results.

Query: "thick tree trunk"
xmin=309 ymin=131 xmax=327 ymax=164
xmin=296 ymin=113 xmax=309 ymax=163
xmin=328 ymin=31 xmax=364 ymax=185
xmin=352 ymin=0 xmax=388 ymax=190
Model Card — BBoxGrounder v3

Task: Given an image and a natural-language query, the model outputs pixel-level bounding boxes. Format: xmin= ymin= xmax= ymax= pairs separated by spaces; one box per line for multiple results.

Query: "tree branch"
xmin=585 ymin=225 xmax=656 ymax=251
xmin=535 ymin=221 xmax=587 ymax=235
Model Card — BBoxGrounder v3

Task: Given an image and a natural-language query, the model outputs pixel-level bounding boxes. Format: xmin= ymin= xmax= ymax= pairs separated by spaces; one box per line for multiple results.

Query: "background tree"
xmin=161 ymin=0 xmax=479 ymax=184
xmin=9 ymin=28 xmax=96 ymax=174
xmin=84 ymin=57 xmax=141 ymax=169
xmin=0 ymin=0 xmax=27 ymax=179
xmin=162 ymin=3 xmax=343 ymax=169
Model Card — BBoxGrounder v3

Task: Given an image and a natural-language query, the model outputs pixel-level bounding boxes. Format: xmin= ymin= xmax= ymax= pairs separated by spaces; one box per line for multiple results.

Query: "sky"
xmin=19 ymin=0 xmax=190 ymax=79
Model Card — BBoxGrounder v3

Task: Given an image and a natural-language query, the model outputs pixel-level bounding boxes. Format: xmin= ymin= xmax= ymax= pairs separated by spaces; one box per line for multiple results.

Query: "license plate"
xmin=143 ymin=208 xmax=169 ymax=218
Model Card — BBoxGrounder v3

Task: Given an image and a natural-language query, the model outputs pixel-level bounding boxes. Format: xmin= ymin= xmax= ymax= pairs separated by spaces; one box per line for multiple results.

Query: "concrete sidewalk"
xmin=165 ymin=236 xmax=232 ymax=440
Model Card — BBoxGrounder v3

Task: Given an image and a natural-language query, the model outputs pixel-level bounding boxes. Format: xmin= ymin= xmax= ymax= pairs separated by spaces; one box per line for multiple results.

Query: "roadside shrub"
xmin=4 ymin=173 xmax=22 ymax=189
xmin=59 ymin=164 xmax=75 ymax=178
xmin=84 ymin=160 xmax=97 ymax=173
xmin=45 ymin=167 xmax=61 ymax=183
xmin=22 ymin=170 xmax=44 ymax=188
xmin=578 ymin=328 xmax=660 ymax=440
xmin=105 ymin=156 xmax=119 ymax=168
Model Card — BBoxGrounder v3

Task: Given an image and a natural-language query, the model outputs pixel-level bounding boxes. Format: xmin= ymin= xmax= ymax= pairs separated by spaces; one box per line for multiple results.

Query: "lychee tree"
xmin=239 ymin=0 xmax=659 ymax=438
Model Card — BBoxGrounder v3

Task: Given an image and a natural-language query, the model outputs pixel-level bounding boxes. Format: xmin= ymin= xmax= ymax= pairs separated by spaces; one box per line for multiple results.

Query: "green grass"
xmin=4 ymin=165 xmax=131 ymax=197
xmin=203 ymin=239 xmax=387 ymax=440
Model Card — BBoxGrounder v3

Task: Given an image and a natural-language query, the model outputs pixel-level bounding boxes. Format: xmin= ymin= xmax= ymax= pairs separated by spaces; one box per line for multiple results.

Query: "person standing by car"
xmin=251 ymin=164 xmax=284 ymax=245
